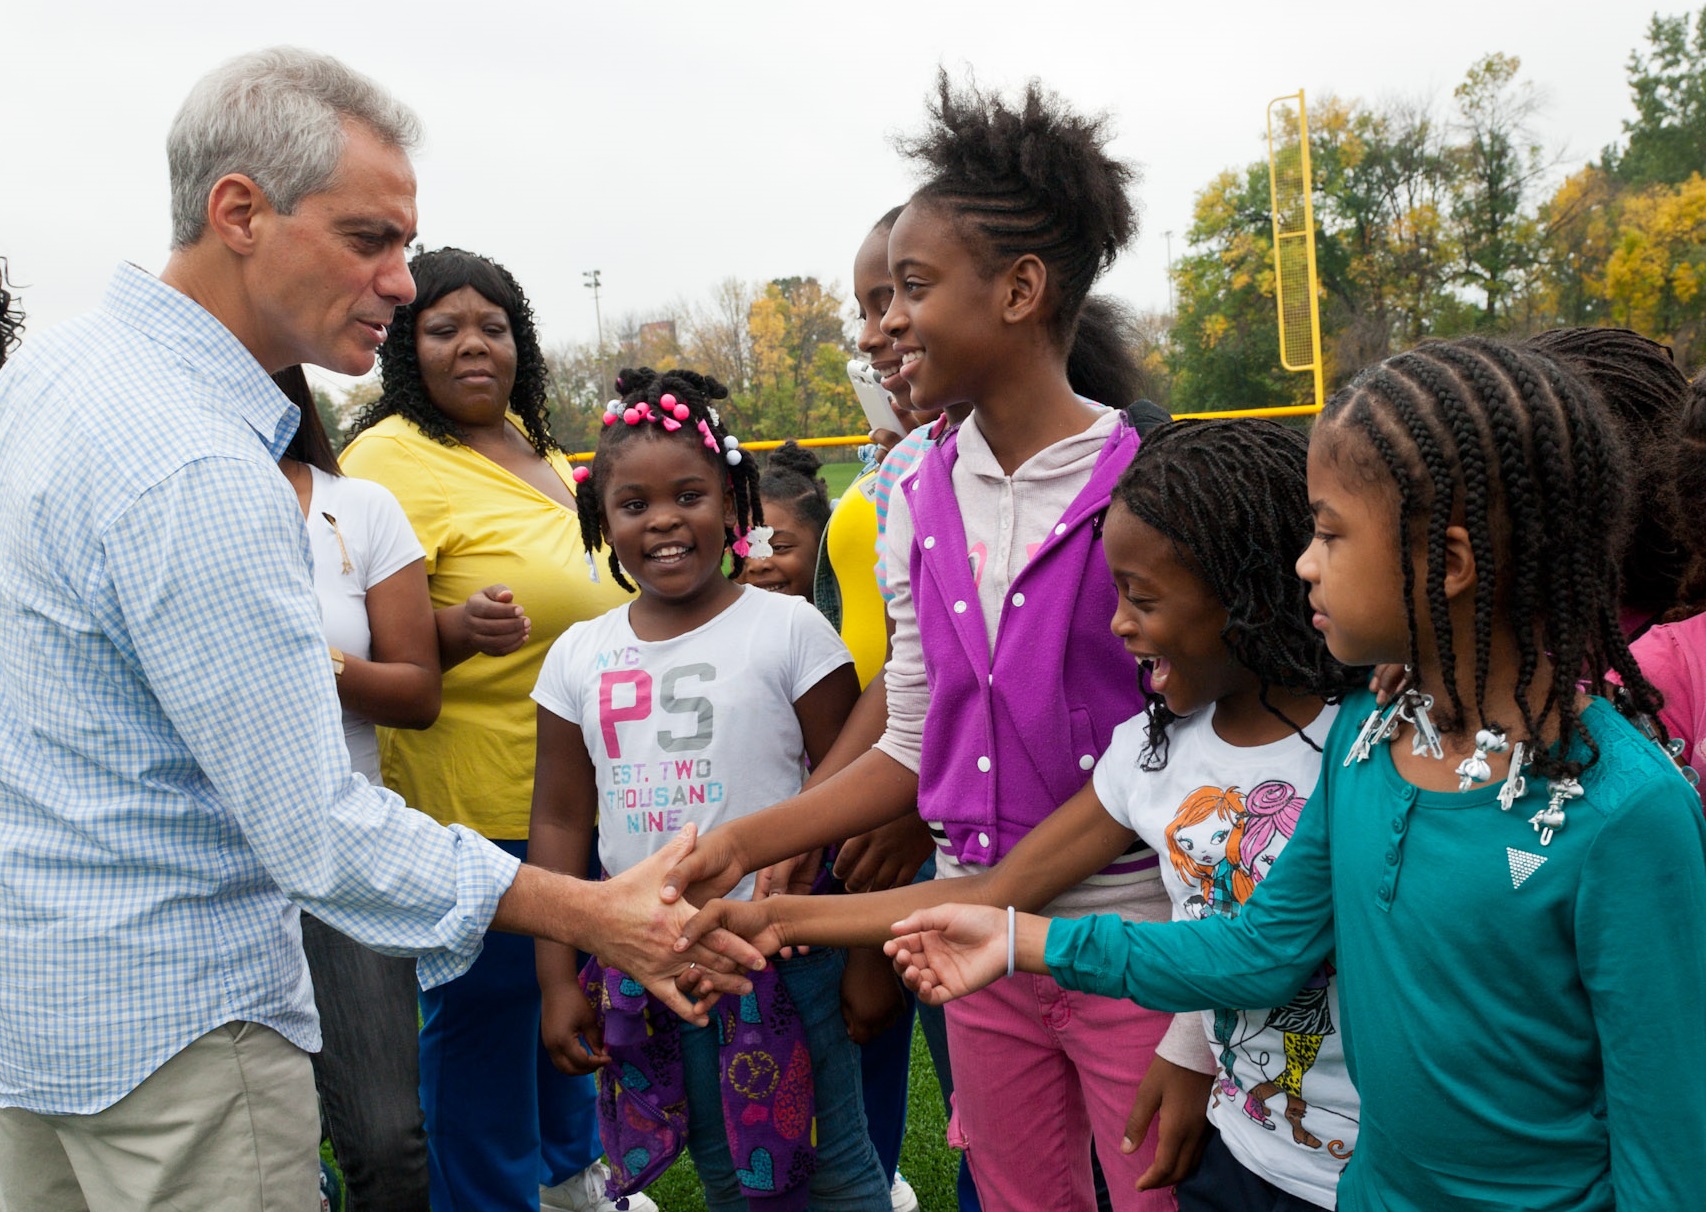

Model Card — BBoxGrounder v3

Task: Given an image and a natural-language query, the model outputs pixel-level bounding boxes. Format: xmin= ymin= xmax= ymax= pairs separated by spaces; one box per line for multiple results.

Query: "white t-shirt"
xmin=305 ymin=465 xmax=425 ymax=783
xmin=1093 ymin=705 xmax=1357 ymax=1209
xmin=532 ymin=585 xmax=853 ymax=901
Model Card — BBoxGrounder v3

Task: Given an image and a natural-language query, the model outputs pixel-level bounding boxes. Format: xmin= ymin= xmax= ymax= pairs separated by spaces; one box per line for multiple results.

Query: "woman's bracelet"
xmin=1006 ymin=904 xmax=1017 ymax=979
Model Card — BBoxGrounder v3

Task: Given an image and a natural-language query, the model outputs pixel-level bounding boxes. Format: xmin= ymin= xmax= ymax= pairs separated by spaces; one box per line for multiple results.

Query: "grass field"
xmin=648 ymin=1021 xmax=958 ymax=1210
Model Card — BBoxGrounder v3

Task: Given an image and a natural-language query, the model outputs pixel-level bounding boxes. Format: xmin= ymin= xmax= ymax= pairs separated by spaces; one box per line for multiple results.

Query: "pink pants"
xmin=946 ymin=972 xmax=1177 ymax=1211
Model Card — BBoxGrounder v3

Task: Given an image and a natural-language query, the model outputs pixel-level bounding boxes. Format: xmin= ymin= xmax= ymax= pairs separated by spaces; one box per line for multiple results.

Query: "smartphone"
xmin=847 ymin=358 xmax=902 ymax=434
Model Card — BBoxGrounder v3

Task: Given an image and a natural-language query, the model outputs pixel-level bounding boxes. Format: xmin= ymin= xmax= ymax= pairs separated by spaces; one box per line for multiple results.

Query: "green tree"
xmin=1607 ymin=8 xmax=1706 ymax=187
xmin=1448 ymin=54 xmax=1548 ymax=327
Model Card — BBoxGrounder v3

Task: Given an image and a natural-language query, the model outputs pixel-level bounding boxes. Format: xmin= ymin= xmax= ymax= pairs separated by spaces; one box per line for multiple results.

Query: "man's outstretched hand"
xmin=595 ymin=825 xmax=767 ymax=1022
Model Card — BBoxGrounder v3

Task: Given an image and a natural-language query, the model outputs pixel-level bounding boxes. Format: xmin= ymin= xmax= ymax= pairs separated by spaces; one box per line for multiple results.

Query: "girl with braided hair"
xmin=530 ymin=367 xmax=888 ymax=1211
xmin=888 ymin=336 xmax=1706 ymax=1211
xmin=682 ymin=419 xmax=1366 ymax=1210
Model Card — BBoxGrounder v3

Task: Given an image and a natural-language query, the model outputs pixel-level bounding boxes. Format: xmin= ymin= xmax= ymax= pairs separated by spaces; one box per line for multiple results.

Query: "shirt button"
xmin=1012 ymin=592 xmax=1026 ymax=607
xmin=1377 ymin=886 xmax=1391 ymax=902
xmin=1079 ymin=754 xmax=1095 ymax=771
xmin=1385 ymin=848 xmax=1398 ymax=864
xmin=923 ymin=536 xmax=936 ymax=550
xmin=977 ymin=831 xmax=991 ymax=847
xmin=977 ymin=756 xmax=992 ymax=772
xmin=1391 ymin=817 xmax=1404 ymax=831
xmin=954 ymin=601 xmax=968 ymax=614
xmin=1054 ymin=523 xmax=1067 ymax=536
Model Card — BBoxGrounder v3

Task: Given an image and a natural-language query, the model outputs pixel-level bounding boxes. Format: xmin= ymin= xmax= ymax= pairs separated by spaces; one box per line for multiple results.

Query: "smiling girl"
xmin=680 ymin=419 xmax=1365 ymax=1209
xmin=528 ymin=367 xmax=888 ymax=1211
xmin=659 ymin=74 xmax=1199 ymax=1209
xmin=889 ymin=338 xmax=1706 ymax=1211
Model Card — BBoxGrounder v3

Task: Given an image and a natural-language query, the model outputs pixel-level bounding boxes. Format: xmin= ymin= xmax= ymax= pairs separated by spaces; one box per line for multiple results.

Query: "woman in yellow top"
xmin=342 ymin=248 xmax=641 ymax=1212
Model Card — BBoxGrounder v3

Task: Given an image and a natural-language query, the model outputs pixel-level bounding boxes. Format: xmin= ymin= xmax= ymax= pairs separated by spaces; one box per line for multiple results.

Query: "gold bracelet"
xmin=329 ymin=646 xmax=346 ymax=680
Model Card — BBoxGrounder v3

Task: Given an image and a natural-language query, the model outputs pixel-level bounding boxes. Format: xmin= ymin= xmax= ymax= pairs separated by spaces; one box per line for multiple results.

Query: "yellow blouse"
xmin=340 ymin=414 xmax=631 ymax=837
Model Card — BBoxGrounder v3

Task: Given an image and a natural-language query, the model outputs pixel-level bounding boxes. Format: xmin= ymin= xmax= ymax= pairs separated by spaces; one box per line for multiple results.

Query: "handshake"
xmin=534 ymin=823 xmax=1019 ymax=1077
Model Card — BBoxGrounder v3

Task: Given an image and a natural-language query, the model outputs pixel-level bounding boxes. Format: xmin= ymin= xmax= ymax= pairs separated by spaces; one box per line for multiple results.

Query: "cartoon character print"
xmin=1234 ymin=780 xmax=1338 ymax=1150
xmin=1166 ymin=785 xmax=1255 ymax=1091
xmin=1165 ymin=785 xmax=1249 ymax=921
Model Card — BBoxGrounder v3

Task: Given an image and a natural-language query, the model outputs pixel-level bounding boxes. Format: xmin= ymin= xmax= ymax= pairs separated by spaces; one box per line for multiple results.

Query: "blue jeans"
xmin=680 ymin=947 xmax=890 ymax=1211
xmin=300 ymin=913 xmax=429 ymax=1212
xmin=418 ymin=840 xmax=600 ymax=1212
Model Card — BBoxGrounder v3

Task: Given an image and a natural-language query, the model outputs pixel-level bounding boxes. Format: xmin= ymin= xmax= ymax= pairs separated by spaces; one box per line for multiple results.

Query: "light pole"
xmin=1163 ymin=231 xmax=1176 ymax=316
xmin=583 ymin=269 xmax=604 ymax=348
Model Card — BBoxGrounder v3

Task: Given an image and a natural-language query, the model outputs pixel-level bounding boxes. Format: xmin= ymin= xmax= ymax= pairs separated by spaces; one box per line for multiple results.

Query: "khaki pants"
xmin=0 ymin=1022 xmax=318 ymax=1212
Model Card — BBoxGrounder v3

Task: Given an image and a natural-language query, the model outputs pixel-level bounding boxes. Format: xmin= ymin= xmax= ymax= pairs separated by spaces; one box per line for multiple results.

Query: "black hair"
xmin=1522 ymin=327 xmax=1688 ymax=620
xmin=1667 ymin=371 xmax=1706 ymax=617
xmin=1118 ymin=420 xmax=1364 ymax=769
xmin=273 ymin=366 xmax=341 ymax=476
xmin=0 ymin=258 xmax=24 ymax=369
xmin=871 ymin=204 xmax=906 ymax=235
xmin=575 ymin=367 xmax=762 ymax=592
xmin=1318 ymin=335 xmax=1664 ymax=781
xmin=349 ymin=246 xmax=555 ymax=457
xmin=1067 ymin=295 xmax=1147 ymax=407
xmin=760 ymin=441 xmax=831 ymax=539
xmin=899 ymin=71 xmax=1138 ymax=345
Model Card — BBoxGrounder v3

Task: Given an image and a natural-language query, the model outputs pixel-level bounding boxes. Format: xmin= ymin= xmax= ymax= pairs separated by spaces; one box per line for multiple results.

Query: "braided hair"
xmin=349 ymin=247 xmax=556 ymax=458
xmin=574 ymin=367 xmax=762 ymax=593
xmin=1119 ymin=420 xmax=1365 ymax=769
xmin=759 ymin=441 xmax=831 ymax=540
xmin=1522 ymin=327 xmax=1689 ymax=620
xmin=899 ymin=71 xmax=1138 ymax=346
xmin=1316 ymin=336 xmax=1665 ymax=781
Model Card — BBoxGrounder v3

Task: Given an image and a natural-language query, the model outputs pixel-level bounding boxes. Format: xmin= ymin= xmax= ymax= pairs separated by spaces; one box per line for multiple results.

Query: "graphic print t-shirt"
xmin=532 ymin=586 xmax=852 ymax=901
xmin=1094 ymin=706 xmax=1357 ymax=1208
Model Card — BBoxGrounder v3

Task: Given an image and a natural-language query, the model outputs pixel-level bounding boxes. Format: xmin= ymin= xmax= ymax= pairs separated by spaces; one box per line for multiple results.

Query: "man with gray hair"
xmin=0 ymin=47 xmax=755 ymax=1211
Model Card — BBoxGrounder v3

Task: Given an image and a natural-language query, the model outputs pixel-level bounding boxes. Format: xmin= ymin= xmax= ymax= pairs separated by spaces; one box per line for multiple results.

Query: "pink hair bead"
xmin=571 ymin=466 xmax=591 ymax=483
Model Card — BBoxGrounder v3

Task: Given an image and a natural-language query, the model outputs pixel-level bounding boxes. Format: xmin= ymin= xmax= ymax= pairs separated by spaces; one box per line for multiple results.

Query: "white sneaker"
xmin=540 ymin=1159 xmax=660 ymax=1212
xmin=890 ymin=1173 xmax=920 ymax=1212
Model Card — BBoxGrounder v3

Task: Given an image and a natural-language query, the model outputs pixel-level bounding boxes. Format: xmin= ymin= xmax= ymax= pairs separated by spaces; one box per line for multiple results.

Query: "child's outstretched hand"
xmin=675 ymin=896 xmax=788 ymax=959
xmin=541 ymin=982 xmax=609 ymax=1076
xmin=659 ymin=826 xmax=747 ymax=908
xmin=884 ymin=904 xmax=1010 ymax=1006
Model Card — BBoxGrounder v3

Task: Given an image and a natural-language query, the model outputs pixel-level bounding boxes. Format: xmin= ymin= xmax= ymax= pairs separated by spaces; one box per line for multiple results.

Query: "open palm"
xmin=885 ymin=903 xmax=1010 ymax=1006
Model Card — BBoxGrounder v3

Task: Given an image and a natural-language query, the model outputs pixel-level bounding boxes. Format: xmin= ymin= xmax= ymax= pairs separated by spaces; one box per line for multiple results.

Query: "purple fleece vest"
xmin=907 ymin=417 xmax=1147 ymax=867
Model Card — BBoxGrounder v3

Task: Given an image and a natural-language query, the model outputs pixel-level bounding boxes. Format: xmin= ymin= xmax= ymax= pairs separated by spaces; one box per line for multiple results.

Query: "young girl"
xmin=528 ymin=367 xmax=889 ymax=1212
xmin=682 ymin=419 xmax=1368 ymax=1209
xmin=1625 ymin=369 xmax=1706 ymax=799
xmin=888 ymin=337 xmax=1706 ymax=1211
xmin=663 ymin=75 xmax=1202 ymax=1210
xmin=737 ymin=440 xmax=831 ymax=600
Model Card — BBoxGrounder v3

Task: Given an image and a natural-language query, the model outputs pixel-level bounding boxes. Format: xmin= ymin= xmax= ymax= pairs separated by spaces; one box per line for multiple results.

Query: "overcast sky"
xmin=3 ymin=0 xmax=1670 ymax=394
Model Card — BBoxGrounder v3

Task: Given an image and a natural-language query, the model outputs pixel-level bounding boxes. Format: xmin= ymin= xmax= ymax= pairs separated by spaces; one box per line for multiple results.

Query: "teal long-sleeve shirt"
xmin=1046 ymin=692 xmax=1706 ymax=1212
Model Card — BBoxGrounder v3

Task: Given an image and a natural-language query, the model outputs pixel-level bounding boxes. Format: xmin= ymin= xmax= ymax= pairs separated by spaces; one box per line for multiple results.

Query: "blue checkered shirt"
xmin=0 ymin=264 xmax=521 ymax=1114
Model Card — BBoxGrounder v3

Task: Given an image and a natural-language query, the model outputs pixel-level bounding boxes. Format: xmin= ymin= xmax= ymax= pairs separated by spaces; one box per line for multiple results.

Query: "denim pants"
xmin=680 ymin=947 xmax=891 ymax=1211
xmin=418 ymin=840 xmax=600 ymax=1212
xmin=300 ymin=913 xmax=430 ymax=1212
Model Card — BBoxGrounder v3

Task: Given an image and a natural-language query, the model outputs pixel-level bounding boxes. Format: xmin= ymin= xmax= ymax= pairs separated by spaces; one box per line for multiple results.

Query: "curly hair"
xmin=1118 ymin=419 xmax=1364 ymax=769
xmin=574 ymin=367 xmax=763 ymax=593
xmin=0 ymin=258 xmax=24 ymax=369
xmin=1316 ymin=335 xmax=1665 ymax=781
xmin=348 ymin=247 xmax=556 ymax=458
xmin=1522 ymin=326 xmax=1689 ymax=622
xmin=899 ymin=70 xmax=1138 ymax=346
